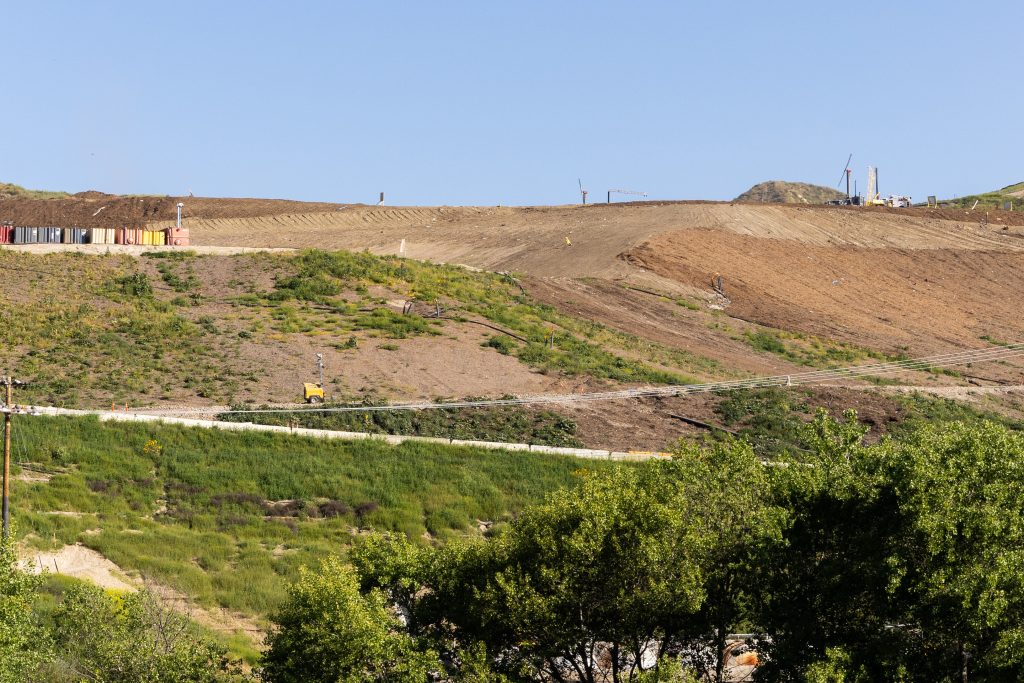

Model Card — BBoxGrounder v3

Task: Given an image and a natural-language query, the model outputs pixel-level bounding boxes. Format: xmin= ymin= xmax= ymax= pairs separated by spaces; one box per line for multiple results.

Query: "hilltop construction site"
xmin=2 ymin=191 xmax=1024 ymax=450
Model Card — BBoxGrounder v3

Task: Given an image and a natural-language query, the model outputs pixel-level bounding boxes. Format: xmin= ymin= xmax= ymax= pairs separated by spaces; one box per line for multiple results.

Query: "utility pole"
xmin=2 ymin=377 xmax=25 ymax=540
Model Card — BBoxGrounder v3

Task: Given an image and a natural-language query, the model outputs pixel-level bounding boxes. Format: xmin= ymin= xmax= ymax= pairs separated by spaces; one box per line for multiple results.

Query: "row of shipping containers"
xmin=0 ymin=224 xmax=189 ymax=246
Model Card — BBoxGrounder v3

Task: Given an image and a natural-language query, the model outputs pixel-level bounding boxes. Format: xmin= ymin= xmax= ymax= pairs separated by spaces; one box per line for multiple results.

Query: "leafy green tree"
xmin=54 ymin=584 xmax=247 ymax=683
xmin=879 ymin=421 xmax=1024 ymax=681
xmin=261 ymin=557 xmax=438 ymax=683
xmin=352 ymin=447 xmax=787 ymax=683
xmin=445 ymin=463 xmax=709 ymax=683
xmin=0 ymin=532 xmax=52 ymax=683
xmin=666 ymin=440 xmax=788 ymax=682
xmin=763 ymin=414 xmax=1024 ymax=682
xmin=756 ymin=410 xmax=920 ymax=680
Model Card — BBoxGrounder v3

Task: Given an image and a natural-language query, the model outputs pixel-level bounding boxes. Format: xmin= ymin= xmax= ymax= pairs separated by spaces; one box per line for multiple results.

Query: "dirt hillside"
xmin=160 ymin=197 xmax=1024 ymax=373
xmin=0 ymin=193 xmax=344 ymax=228
xmin=4 ymin=196 xmax=1024 ymax=447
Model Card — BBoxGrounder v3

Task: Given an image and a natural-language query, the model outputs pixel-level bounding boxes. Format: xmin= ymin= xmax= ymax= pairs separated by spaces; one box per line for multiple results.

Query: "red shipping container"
xmin=166 ymin=226 xmax=191 ymax=246
xmin=0 ymin=225 xmax=12 ymax=244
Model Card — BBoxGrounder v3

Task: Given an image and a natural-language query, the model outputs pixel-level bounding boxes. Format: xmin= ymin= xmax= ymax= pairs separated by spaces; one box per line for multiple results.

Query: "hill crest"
xmin=735 ymin=180 xmax=845 ymax=204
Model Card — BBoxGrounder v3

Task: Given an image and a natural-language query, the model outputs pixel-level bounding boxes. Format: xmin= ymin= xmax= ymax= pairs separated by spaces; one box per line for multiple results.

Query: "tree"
xmin=755 ymin=410 xmax=901 ymax=680
xmin=351 ymin=446 xmax=788 ymax=683
xmin=666 ymin=440 xmax=788 ymax=682
xmin=762 ymin=413 xmax=1024 ymax=682
xmin=0 ymin=532 xmax=51 ymax=683
xmin=54 ymin=584 xmax=247 ymax=683
xmin=879 ymin=421 xmax=1024 ymax=681
xmin=261 ymin=557 xmax=439 ymax=683
xmin=445 ymin=463 xmax=710 ymax=683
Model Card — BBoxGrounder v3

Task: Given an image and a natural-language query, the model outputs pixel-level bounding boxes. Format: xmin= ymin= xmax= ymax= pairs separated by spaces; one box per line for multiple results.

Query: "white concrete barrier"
xmin=29 ymin=406 xmax=669 ymax=461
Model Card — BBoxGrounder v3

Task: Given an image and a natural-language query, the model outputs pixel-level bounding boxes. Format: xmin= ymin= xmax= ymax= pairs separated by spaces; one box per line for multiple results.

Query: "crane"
xmin=836 ymin=153 xmax=852 ymax=200
xmin=578 ymin=178 xmax=589 ymax=205
xmin=607 ymin=189 xmax=648 ymax=204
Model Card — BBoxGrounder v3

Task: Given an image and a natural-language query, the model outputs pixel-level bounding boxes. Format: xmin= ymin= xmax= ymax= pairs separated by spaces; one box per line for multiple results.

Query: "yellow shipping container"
xmin=140 ymin=230 xmax=165 ymax=245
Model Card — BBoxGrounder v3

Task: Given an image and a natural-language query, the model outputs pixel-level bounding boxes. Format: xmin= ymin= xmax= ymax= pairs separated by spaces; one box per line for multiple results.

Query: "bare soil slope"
xmin=161 ymin=202 xmax=1024 ymax=276
xmin=0 ymin=193 xmax=344 ymax=228
xmin=627 ymin=229 xmax=1024 ymax=356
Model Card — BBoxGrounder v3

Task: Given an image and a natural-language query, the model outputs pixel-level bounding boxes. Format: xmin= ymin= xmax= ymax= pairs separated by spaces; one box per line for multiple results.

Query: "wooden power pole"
xmin=2 ymin=377 xmax=24 ymax=540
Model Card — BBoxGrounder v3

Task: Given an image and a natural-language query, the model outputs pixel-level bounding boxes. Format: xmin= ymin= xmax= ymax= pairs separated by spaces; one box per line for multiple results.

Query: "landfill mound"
xmin=0 ymin=192 xmax=344 ymax=228
xmin=735 ymin=180 xmax=846 ymax=204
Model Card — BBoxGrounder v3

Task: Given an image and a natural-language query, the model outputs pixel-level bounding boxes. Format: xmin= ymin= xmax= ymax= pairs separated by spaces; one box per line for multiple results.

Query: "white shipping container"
xmin=89 ymin=228 xmax=116 ymax=244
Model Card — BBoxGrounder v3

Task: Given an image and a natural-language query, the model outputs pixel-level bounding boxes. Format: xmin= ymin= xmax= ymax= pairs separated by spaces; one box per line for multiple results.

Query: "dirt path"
xmin=147 ymin=203 xmax=1024 ymax=281
xmin=0 ymin=243 xmax=293 ymax=256
xmin=23 ymin=543 xmax=265 ymax=644
xmin=25 ymin=544 xmax=135 ymax=591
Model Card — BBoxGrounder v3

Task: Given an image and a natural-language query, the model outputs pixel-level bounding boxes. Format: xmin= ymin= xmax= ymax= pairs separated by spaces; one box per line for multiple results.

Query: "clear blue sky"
xmin=4 ymin=1 xmax=1021 ymax=205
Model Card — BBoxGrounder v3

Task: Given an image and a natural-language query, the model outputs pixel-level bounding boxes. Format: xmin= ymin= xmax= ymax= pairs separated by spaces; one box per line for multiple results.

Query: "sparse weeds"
xmin=742 ymin=327 xmax=891 ymax=367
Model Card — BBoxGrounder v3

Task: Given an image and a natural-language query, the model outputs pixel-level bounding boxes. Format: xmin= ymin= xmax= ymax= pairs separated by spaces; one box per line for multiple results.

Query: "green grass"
xmin=937 ymin=181 xmax=1024 ymax=210
xmin=742 ymin=327 xmax=895 ymax=367
xmin=266 ymin=250 xmax=716 ymax=383
xmin=0 ymin=251 xmax=240 ymax=406
xmin=0 ymin=249 xmax=726 ymax=410
xmin=220 ymin=399 xmax=584 ymax=447
xmin=11 ymin=414 xmax=614 ymax=621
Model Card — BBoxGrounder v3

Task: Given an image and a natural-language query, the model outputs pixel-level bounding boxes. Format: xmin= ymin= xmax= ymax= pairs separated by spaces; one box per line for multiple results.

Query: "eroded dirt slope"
xmin=627 ymin=229 xmax=1024 ymax=356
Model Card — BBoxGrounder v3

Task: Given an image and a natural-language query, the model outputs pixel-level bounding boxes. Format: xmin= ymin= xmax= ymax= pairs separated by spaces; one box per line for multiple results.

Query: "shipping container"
xmin=88 ymin=228 xmax=115 ymax=244
xmin=140 ymin=230 xmax=166 ymax=246
xmin=13 ymin=227 xmax=39 ymax=244
xmin=116 ymin=228 xmax=146 ymax=245
xmin=0 ymin=224 xmax=12 ymax=244
xmin=166 ymin=226 xmax=191 ymax=246
xmin=64 ymin=228 xmax=87 ymax=244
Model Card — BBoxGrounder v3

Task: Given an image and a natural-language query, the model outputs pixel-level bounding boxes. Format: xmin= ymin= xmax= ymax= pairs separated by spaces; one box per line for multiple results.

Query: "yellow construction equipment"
xmin=303 ymin=383 xmax=324 ymax=404
xmin=303 ymin=352 xmax=326 ymax=403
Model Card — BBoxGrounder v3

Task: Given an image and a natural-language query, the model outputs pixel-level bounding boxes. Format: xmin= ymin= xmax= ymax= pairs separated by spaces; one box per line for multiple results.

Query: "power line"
xmin=187 ymin=343 xmax=1024 ymax=417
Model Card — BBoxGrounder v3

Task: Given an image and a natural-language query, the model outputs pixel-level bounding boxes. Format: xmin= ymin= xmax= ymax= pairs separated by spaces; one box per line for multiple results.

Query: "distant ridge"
xmin=736 ymin=180 xmax=845 ymax=204
xmin=0 ymin=182 xmax=69 ymax=200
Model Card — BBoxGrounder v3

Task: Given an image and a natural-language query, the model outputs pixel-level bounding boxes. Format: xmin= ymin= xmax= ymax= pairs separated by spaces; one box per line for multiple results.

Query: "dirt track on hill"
xmin=134 ymin=202 xmax=1024 ymax=303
